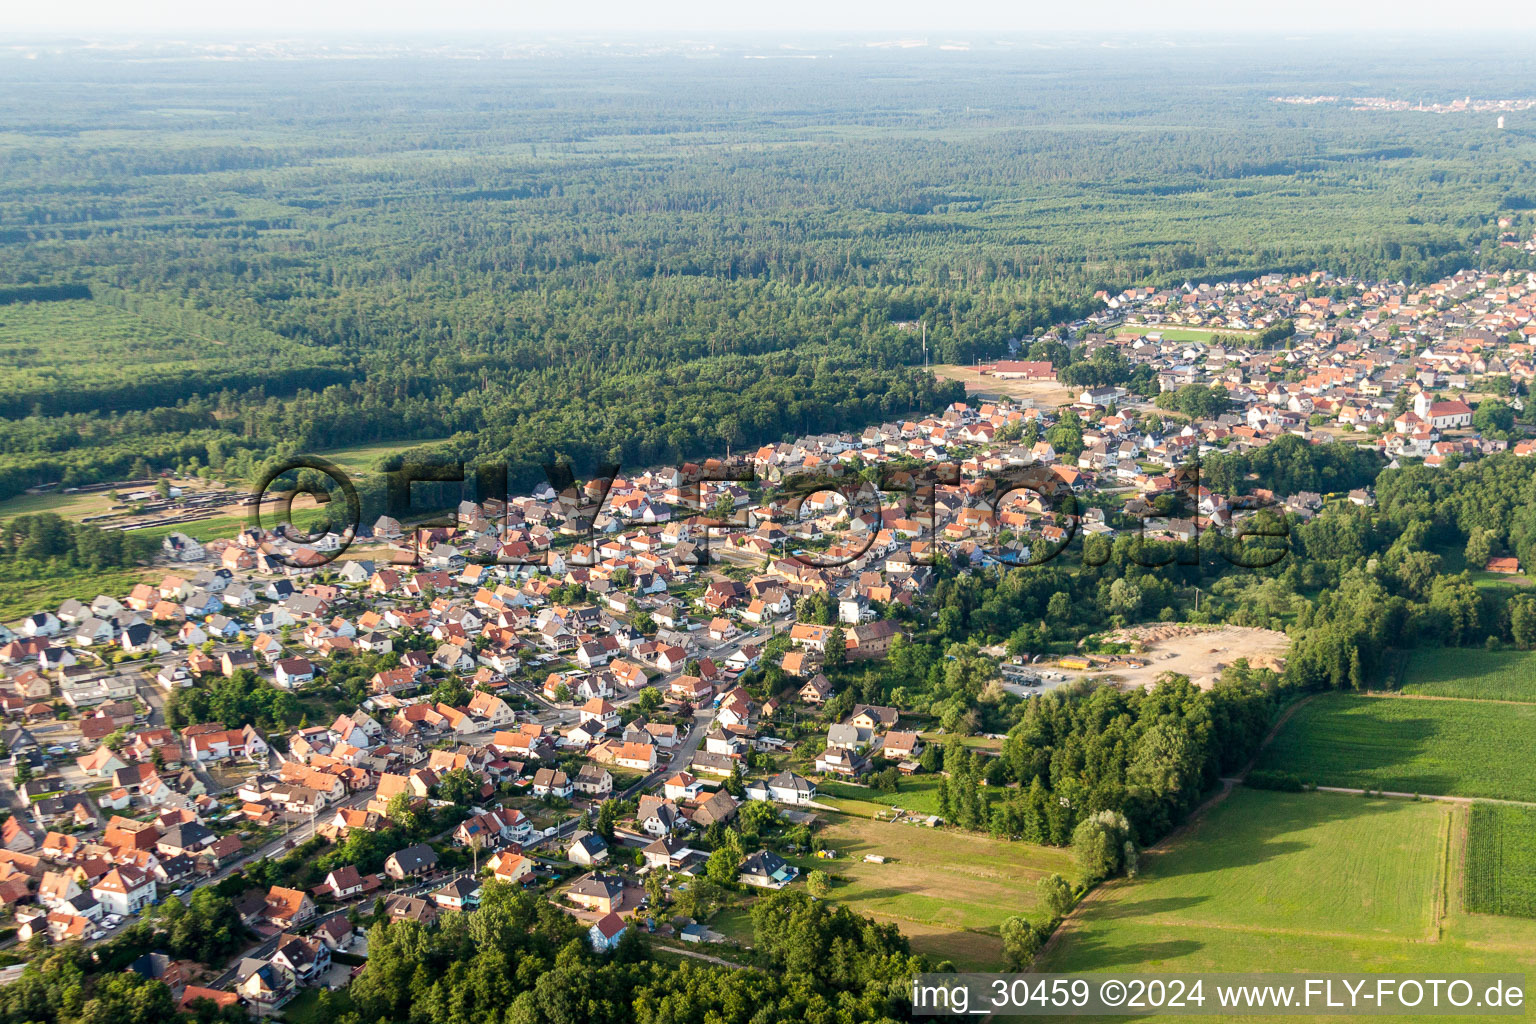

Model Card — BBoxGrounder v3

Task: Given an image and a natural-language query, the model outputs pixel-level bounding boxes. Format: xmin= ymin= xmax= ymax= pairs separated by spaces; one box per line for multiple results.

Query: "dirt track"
xmin=1091 ymin=623 xmax=1289 ymax=689
xmin=930 ymin=364 xmax=1076 ymax=409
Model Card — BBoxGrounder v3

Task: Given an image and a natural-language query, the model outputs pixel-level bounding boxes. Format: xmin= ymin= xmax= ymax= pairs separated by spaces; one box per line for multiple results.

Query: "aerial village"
xmin=0 ymin=263 xmax=1534 ymax=1010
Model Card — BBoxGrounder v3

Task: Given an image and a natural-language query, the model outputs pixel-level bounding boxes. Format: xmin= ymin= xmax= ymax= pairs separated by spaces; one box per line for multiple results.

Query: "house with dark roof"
xmin=271 ymin=934 xmax=331 ymax=984
xmin=687 ymin=789 xmax=739 ymax=828
xmin=567 ymin=830 xmax=609 ymax=867
xmin=739 ymin=849 xmax=798 ymax=889
xmin=747 ymin=771 xmax=816 ymax=806
xmin=566 ymin=872 xmax=625 ymax=915
xmin=431 ymin=875 xmax=482 ymax=912
xmin=126 ymin=953 xmax=191 ymax=998
xmin=236 ymin=958 xmax=295 ymax=1011
xmin=384 ymin=843 xmax=439 ymax=881
xmin=324 ymin=865 xmax=364 ymax=899
xmin=384 ymin=894 xmax=438 ymax=925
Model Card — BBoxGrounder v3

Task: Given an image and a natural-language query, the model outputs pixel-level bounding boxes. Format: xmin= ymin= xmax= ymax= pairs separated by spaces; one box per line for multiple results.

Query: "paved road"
xmin=623 ymin=713 xmax=708 ymax=800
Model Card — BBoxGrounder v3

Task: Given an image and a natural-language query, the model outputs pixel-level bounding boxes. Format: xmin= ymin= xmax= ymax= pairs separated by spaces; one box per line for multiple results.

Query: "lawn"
xmin=1253 ymin=693 xmax=1536 ymax=802
xmin=319 ymin=436 xmax=454 ymax=478
xmin=710 ymin=904 xmax=757 ymax=945
xmin=282 ymin=988 xmax=321 ymax=1024
xmin=1040 ymin=791 xmax=1536 ymax=1024
xmin=815 ymin=775 xmax=945 ymax=818
xmin=1113 ymin=324 xmax=1260 ymax=342
xmin=1400 ymin=648 xmax=1536 ymax=703
xmin=1466 ymin=803 xmax=1536 ymax=919
xmin=125 ymin=503 xmax=337 ymax=546
xmin=0 ymin=488 xmax=118 ymax=520
xmin=917 ymin=731 xmax=1004 ymax=754
xmin=784 ymin=811 xmax=1074 ymax=970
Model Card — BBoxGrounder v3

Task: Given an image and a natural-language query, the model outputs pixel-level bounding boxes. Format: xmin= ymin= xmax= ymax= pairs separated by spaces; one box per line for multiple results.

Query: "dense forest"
xmin=2 ymin=41 xmax=1535 ymax=500
xmin=0 ymin=512 xmax=155 ymax=569
xmin=329 ymin=883 xmax=918 ymax=1024
xmin=0 ymin=882 xmax=919 ymax=1024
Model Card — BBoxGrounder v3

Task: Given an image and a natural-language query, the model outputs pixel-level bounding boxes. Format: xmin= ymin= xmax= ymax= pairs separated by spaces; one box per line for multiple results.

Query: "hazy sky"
xmin=8 ymin=0 xmax=1536 ymax=35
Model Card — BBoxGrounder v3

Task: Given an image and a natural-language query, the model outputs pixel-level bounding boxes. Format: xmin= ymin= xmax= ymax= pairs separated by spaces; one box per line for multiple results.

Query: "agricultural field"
xmin=1399 ymin=648 xmax=1536 ymax=703
xmin=1041 ymin=789 xmax=1536 ymax=1019
xmin=1466 ymin=803 xmax=1536 ymax=919
xmin=782 ymin=812 xmax=1074 ymax=969
xmin=1253 ymin=693 xmax=1536 ymax=802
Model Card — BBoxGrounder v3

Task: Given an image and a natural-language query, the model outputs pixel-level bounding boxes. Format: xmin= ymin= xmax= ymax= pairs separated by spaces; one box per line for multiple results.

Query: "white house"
xmin=92 ymin=866 xmax=156 ymax=916
xmin=588 ymin=911 xmax=626 ymax=952
xmin=747 ymin=770 xmax=817 ymax=806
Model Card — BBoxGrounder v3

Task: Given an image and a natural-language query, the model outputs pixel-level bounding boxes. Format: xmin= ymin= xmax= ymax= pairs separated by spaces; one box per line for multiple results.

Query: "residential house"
xmin=566 ymin=872 xmax=625 ymax=915
xmin=588 ymin=912 xmax=627 ymax=952
xmin=263 ymin=886 xmax=317 ymax=930
xmin=92 ymin=866 xmax=156 ymax=916
xmin=384 ymin=844 xmax=439 ymax=881
xmin=739 ymin=849 xmax=799 ymax=889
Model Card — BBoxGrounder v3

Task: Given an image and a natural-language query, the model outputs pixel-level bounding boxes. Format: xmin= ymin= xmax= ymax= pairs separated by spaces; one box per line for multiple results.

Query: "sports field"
xmin=1041 ymin=789 xmax=1536 ymax=1021
xmin=1252 ymin=693 xmax=1536 ymax=802
xmin=1112 ymin=324 xmax=1260 ymax=342
xmin=1399 ymin=648 xmax=1536 ymax=703
xmin=1466 ymin=803 xmax=1536 ymax=919
xmin=785 ymin=812 xmax=1075 ymax=970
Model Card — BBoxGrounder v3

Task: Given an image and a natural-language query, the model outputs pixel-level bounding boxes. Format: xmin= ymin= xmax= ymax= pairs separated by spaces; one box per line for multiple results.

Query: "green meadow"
xmin=1041 ymin=789 xmax=1536 ymax=1023
xmin=1400 ymin=648 xmax=1536 ymax=703
xmin=1253 ymin=693 xmax=1536 ymax=802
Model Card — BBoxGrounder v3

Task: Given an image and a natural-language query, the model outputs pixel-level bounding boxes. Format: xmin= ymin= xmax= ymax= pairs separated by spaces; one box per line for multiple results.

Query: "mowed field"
xmin=1041 ymin=789 xmax=1536 ymax=1022
xmin=1112 ymin=324 xmax=1260 ymax=343
xmin=318 ymin=436 xmax=454 ymax=478
xmin=784 ymin=812 xmax=1075 ymax=970
xmin=815 ymin=776 xmax=946 ymax=818
xmin=1466 ymin=804 xmax=1536 ymax=919
xmin=1400 ymin=648 xmax=1536 ymax=703
xmin=1252 ymin=693 xmax=1536 ymax=802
